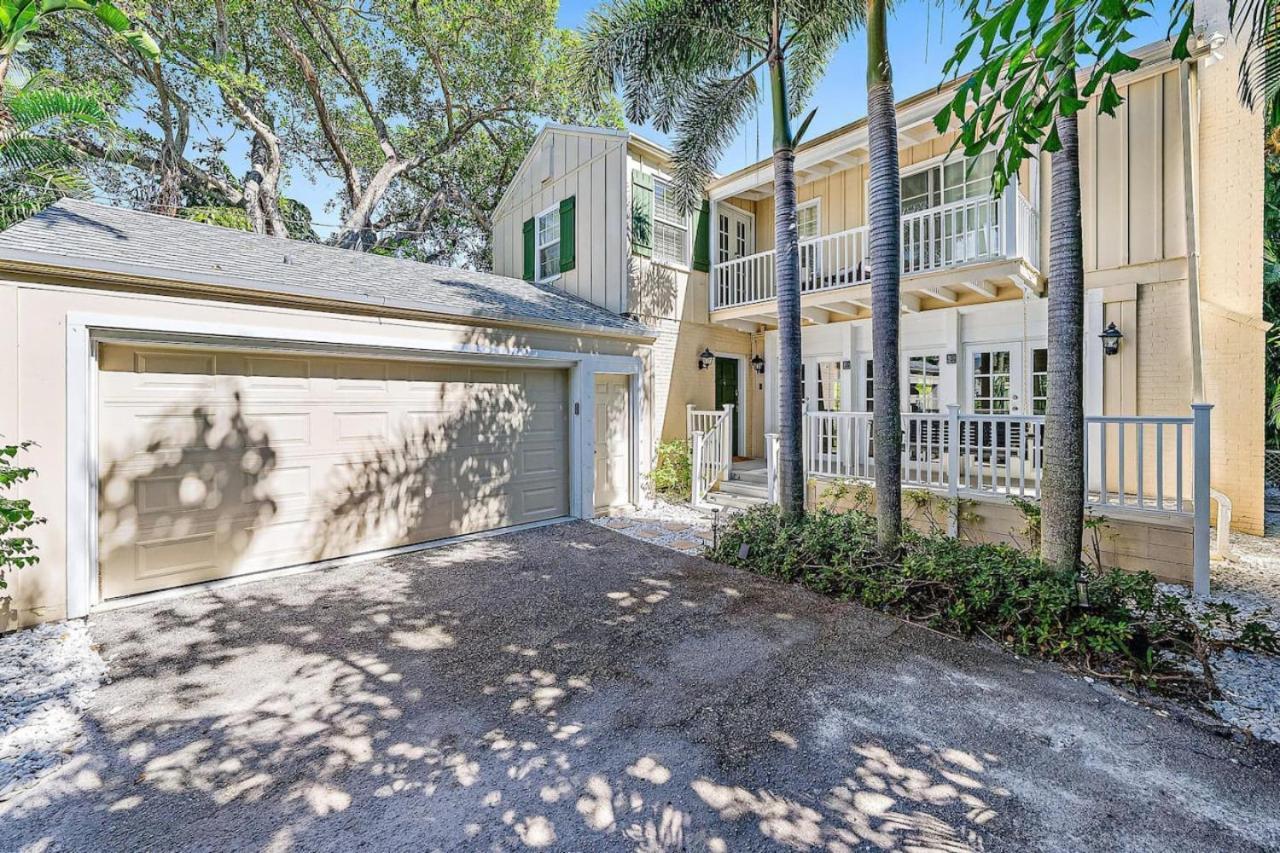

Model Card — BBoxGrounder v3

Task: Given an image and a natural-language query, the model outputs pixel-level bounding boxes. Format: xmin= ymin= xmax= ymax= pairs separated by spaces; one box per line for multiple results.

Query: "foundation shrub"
xmin=650 ymin=439 xmax=692 ymax=501
xmin=708 ymin=505 xmax=1278 ymax=699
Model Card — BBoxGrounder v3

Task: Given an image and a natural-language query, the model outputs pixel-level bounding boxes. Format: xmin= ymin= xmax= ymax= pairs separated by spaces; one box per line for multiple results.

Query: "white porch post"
xmin=708 ymin=198 xmax=718 ymax=311
xmin=765 ymin=433 xmax=780 ymax=504
xmin=686 ymin=403 xmax=695 ymax=440
xmin=722 ymin=403 xmax=734 ymax=479
xmin=691 ymin=430 xmax=705 ymax=508
xmin=1002 ymin=177 xmax=1019 ymax=259
xmin=1192 ymin=403 xmax=1213 ymax=597
xmin=946 ymin=404 xmax=962 ymax=537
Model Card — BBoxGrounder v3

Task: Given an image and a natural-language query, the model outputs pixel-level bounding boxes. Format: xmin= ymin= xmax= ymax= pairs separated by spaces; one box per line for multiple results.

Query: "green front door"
xmin=714 ymin=356 xmax=740 ymax=457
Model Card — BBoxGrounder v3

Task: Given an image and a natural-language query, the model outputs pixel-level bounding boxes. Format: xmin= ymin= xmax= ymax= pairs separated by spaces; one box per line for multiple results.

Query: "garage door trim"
xmin=65 ymin=311 xmax=643 ymax=618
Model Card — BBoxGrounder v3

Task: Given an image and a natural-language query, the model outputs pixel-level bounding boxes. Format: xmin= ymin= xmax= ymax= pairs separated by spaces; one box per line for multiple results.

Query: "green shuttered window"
xmin=522 ymin=217 xmax=535 ymax=281
xmin=559 ymin=196 xmax=576 ymax=272
xmin=692 ymin=200 xmax=710 ymax=272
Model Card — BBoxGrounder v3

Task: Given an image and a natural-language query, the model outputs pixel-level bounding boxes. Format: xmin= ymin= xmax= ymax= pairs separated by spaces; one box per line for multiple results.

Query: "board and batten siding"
xmin=492 ymin=127 xmax=629 ymax=314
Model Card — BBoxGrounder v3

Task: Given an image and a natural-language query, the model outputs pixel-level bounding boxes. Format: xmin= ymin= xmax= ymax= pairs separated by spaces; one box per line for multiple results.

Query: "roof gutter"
xmin=0 ymin=253 xmax=658 ymax=344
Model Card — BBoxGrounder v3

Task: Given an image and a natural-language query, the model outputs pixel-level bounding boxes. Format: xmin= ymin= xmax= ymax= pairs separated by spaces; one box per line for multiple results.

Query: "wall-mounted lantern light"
xmin=1099 ymin=322 xmax=1124 ymax=357
xmin=697 ymin=347 xmax=715 ymax=370
xmin=751 ymin=354 xmax=765 ymax=375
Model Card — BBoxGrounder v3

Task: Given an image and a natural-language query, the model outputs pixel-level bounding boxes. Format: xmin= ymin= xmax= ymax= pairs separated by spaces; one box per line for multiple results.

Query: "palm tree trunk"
xmin=1041 ymin=111 xmax=1085 ymax=569
xmin=867 ymin=0 xmax=902 ymax=549
xmin=771 ymin=57 xmax=805 ymax=518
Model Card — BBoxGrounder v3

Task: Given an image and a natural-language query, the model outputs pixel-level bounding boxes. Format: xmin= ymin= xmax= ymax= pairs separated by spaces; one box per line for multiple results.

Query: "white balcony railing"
xmin=771 ymin=405 xmax=1213 ymax=593
xmin=711 ymin=183 xmax=1039 ymax=311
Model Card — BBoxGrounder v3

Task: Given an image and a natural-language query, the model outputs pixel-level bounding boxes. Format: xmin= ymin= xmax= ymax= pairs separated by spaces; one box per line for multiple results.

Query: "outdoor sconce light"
xmin=697 ymin=347 xmax=715 ymax=370
xmin=751 ymin=354 xmax=766 ymax=375
xmin=1099 ymin=322 xmax=1124 ymax=357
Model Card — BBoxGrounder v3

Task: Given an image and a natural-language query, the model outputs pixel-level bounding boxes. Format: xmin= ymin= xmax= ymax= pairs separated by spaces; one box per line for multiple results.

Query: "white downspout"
xmin=1179 ymin=60 xmax=1206 ymax=403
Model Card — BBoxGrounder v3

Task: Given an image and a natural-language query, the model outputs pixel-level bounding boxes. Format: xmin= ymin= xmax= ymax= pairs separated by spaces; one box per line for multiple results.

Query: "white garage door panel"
xmin=97 ymin=344 xmax=569 ymax=599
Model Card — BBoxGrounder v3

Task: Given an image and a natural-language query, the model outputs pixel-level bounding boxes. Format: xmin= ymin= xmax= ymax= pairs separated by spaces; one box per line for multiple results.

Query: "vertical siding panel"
xmin=606 ymin=145 xmax=624 ymax=313
xmin=1081 ymin=105 xmax=1098 ymax=272
xmin=829 ymin=169 xmax=846 ymax=233
xmin=591 ymin=152 xmax=606 ymax=311
xmin=1128 ymin=77 xmax=1162 ymax=264
xmin=1095 ymin=93 xmax=1128 ymax=269
xmin=1162 ymin=70 xmax=1187 ymax=259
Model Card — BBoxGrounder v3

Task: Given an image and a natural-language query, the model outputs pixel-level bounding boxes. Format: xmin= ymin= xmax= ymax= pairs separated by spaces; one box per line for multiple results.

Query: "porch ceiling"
xmin=708 ymin=258 xmax=1044 ymax=329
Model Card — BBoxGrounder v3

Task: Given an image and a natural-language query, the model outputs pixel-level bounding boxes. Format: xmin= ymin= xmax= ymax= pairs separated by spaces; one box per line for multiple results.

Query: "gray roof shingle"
xmin=0 ymin=199 xmax=648 ymax=337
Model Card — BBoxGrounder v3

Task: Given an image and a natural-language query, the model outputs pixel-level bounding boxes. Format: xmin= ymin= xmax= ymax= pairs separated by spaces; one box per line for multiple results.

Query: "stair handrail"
xmin=691 ymin=404 xmax=734 ymax=508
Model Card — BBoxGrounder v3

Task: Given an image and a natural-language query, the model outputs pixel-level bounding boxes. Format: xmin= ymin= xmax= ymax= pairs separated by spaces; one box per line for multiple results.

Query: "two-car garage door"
xmin=96 ymin=343 xmax=570 ymax=599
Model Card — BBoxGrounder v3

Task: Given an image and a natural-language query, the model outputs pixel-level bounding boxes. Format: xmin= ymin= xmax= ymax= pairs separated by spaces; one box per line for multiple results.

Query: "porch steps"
xmin=702 ymin=461 xmax=770 ymax=512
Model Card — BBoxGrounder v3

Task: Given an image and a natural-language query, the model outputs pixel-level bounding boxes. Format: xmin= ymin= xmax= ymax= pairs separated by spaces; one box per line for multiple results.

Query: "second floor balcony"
xmin=709 ymin=180 xmax=1043 ymax=324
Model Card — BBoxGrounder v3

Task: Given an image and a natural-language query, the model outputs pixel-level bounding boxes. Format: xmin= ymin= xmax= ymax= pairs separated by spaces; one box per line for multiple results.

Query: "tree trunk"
xmin=770 ymin=58 xmax=805 ymax=518
xmin=1041 ymin=112 xmax=1085 ymax=569
xmin=867 ymin=0 xmax=902 ymax=549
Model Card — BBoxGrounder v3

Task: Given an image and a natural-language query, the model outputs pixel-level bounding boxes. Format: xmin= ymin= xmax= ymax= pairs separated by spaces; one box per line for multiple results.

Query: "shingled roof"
xmin=0 ymin=199 xmax=649 ymax=338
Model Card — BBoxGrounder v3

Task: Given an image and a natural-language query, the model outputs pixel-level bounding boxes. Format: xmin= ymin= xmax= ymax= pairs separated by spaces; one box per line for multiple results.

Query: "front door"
xmin=714 ymin=356 xmax=741 ymax=457
xmin=594 ymin=374 xmax=631 ymax=512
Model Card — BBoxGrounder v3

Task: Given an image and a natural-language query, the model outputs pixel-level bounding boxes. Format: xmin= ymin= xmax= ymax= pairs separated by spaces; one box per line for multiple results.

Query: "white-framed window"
xmin=652 ymin=178 xmax=688 ymax=266
xmin=906 ymin=353 xmax=942 ymax=413
xmin=1031 ymin=347 xmax=1048 ymax=416
xmin=536 ymin=205 xmax=560 ymax=282
xmin=797 ymin=200 xmax=820 ymax=240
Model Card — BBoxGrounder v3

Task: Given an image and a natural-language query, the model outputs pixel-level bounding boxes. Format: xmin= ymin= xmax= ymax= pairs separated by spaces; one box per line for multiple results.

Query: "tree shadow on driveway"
xmin=3 ymin=522 xmax=1278 ymax=852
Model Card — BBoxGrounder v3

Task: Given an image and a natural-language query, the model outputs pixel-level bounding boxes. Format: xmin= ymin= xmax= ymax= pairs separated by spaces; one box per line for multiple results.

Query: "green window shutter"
xmin=692 ymin=199 xmax=711 ymax=272
xmin=559 ymin=195 xmax=576 ymax=272
xmin=522 ymin=217 xmax=535 ymax=281
xmin=631 ymin=169 xmax=653 ymax=258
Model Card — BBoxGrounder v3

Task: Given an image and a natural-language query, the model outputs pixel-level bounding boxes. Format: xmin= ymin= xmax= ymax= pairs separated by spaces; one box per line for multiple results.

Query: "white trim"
xmin=64 ymin=310 xmax=644 ymax=618
xmin=91 ymin=516 xmax=576 ymax=614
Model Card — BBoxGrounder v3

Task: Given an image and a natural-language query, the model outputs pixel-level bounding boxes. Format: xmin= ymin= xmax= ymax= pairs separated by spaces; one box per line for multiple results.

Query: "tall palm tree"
xmin=0 ymin=78 xmax=115 ymax=228
xmin=866 ymin=0 xmax=901 ymax=548
xmin=576 ymin=0 xmax=862 ymax=519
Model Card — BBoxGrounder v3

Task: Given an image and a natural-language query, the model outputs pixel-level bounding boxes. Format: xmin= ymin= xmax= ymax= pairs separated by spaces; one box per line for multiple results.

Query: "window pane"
xmin=798 ymin=205 xmax=819 ymax=239
xmin=654 ymin=221 xmax=687 ymax=264
xmin=653 ymin=180 xmax=682 ymax=223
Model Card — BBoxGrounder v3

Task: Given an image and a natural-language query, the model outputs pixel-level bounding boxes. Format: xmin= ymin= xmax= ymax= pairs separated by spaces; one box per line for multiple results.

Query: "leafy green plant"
xmin=650 ymin=439 xmax=692 ymax=501
xmin=0 ymin=440 xmax=44 ymax=591
xmin=708 ymin=505 xmax=1279 ymax=701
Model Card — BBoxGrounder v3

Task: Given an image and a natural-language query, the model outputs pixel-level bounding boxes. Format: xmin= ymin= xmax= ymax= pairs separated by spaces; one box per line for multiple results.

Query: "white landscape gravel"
xmin=0 ymin=620 xmax=107 ymax=802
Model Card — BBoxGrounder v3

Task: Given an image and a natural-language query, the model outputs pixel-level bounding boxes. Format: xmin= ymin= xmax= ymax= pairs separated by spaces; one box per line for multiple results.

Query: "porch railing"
xmin=711 ymin=182 xmax=1038 ymax=311
xmin=772 ymin=404 xmax=1213 ymax=594
xmin=690 ymin=405 xmax=734 ymax=508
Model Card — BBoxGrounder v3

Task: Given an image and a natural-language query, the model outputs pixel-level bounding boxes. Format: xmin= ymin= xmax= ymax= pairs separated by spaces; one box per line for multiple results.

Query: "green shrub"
xmin=708 ymin=505 xmax=1278 ymax=699
xmin=1 ymin=440 xmax=44 ymax=591
xmin=650 ymin=439 xmax=692 ymax=500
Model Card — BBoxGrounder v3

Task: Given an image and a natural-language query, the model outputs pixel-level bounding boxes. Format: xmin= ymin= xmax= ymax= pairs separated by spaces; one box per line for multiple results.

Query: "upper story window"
xmin=652 ymin=178 xmax=688 ymax=265
xmin=797 ymin=201 xmax=820 ymax=241
xmin=901 ymin=151 xmax=997 ymax=214
xmin=536 ymin=205 xmax=560 ymax=281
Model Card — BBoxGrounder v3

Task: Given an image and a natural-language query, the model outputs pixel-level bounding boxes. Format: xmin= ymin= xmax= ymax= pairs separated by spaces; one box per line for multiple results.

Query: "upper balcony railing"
xmin=711 ymin=182 xmax=1039 ymax=312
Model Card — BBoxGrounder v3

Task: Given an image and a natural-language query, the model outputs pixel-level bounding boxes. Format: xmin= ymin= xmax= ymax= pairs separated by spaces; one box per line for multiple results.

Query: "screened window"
xmin=652 ymin=178 xmax=688 ymax=265
xmin=536 ymin=207 xmax=560 ymax=281
xmin=906 ymin=354 xmax=942 ymax=413
xmin=1031 ymin=347 xmax=1048 ymax=416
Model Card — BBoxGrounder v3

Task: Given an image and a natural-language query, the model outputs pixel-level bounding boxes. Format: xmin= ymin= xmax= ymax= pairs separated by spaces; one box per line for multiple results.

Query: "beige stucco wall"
xmin=492 ymin=127 xmax=629 ymax=314
xmin=0 ymin=276 xmax=648 ymax=631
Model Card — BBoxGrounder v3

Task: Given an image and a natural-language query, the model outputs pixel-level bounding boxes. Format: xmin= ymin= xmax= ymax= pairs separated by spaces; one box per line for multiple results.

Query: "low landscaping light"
xmin=1099 ymin=322 xmax=1124 ymax=357
xmin=751 ymin=354 xmax=765 ymax=375
xmin=697 ymin=347 xmax=715 ymax=370
xmin=1075 ymin=571 xmax=1091 ymax=609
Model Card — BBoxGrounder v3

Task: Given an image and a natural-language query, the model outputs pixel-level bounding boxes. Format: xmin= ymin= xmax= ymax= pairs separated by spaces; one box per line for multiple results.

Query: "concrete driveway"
xmin=4 ymin=522 xmax=1278 ymax=852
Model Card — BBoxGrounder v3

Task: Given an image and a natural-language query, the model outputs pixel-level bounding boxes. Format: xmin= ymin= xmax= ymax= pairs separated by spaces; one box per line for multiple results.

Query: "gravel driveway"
xmin=3 ymin=521 xmax=1278 ymax=852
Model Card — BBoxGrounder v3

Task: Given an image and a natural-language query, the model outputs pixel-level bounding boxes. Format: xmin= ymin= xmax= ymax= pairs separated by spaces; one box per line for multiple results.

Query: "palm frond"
xmin=669 ymin=70 xmax=759 ymax=213
xmin=6 ymin=86 xmax=109 ymax=133
xmin=0 ymin=136 xmax=78 ymax=171
xmin=1230 ymin=0 xmax=1280 ymax=111
xmin=782 ymin=0 xmax=864 ymax=119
